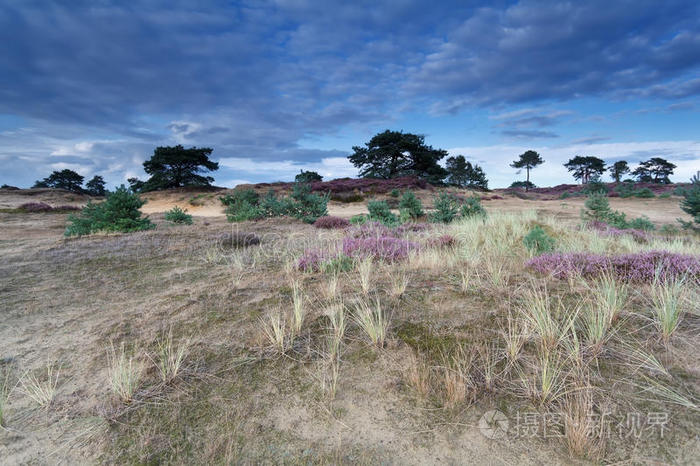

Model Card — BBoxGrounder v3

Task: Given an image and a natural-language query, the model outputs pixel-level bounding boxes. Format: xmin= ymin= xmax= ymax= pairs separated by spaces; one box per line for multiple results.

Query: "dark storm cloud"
xmin=407 ymin=0 xmax=700 ymax=111
xmin=1 ymin=0 xmax=699 ymax=186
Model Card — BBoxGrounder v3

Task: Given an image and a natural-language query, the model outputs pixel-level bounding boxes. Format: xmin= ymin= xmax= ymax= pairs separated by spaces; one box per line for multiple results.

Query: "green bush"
xmin=221 ymin=183 xmax=328 ymax=224
xmin=398 ymin=191 xmax=423 ymax=219
xmin=581 ymin=180 xmax=608 ymax=196
xmin=634 ymin=187 xmax=655 ymax=198
xmin=368 ymin=200 xmax=398 ymax=225
xmin=390 ymin=188 xmax=400 ymax=198
xmin=164 ymin=206 xmax=193 ymax=225
xmin=583 ymin=193 xmax=612 ymax=222
xmin=460 ymin=196 xmax=486 ymax=218
xmin=523 ymin=226 xmax=555 ymax=254
xmin=658 ymin=192 xmax=671 ymax=199
xmin=350 ymin=214 xmax=369 ymax=225
xmin=65 ymin=185 xmax=154 ymax=236
xmin=429 ymin=192 xmax=459 ymax=223
xmin=627 ymin=216 xmax=655 ymax=231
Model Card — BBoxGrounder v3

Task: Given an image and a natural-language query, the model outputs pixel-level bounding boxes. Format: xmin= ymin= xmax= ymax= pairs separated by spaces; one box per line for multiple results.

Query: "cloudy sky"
xmin=2 ymin=0 xmax=699 ymax=189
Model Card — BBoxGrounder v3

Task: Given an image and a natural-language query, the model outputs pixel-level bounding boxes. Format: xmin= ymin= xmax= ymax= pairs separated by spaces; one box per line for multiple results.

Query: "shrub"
xmin=164 ymin=206 xmax=193 ymax=224
xmin=295 ymin=170 xmax=322 ymax=183
xmin=399 ymin=191 xmax=423 ymax=219
xmin=525 ymin=251 xmax=699 ymax=282
xmin=313 ymin=216 xmax=350 ymax=229
xmin=510 ymin=181 xmax=536 ymax=190
xmin=350 ymin=214 xmax=369 ymax=225
xmin=429 ymin=192 xmax=459 ymax=223
xmin=65 ymin=186 xmax=154 ymax=236
xmin=367 ymin=200 xmax=398 ymax=226
xmin=678 ymin=173 xmax=700 ymax=230
xmin=287 ymin=183 xmax=329 ymax=224
xmin=583 ymin=193 xmax=655 ymax=230
xmin=523 ymin=226 xmax=555 ymax=254
xmin=583 ymin=193 xmax=611 ymax=222
xmin=627 ymin=216 xmax=655 ymax=231
xmin=581 ymin=180 xmax=608 ymax=196
xmin=220 ymin=189 xmax=259 ymax=207
xmin=634 ymin=187 xmax=655 ymax=198
xmin=225 ymin=199 xmax=263 ymax=222
xmin=460 ymin=196 xmax=486 ymax=218
xmin=222 ymin=184 xmax=328 ymax=224
xmin=390 ymin=188 xmax=400 ymax=198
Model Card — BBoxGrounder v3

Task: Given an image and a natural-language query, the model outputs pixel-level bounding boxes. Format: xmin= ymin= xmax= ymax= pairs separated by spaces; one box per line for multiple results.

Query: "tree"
xmin=609 ymin=161 xmax=629 ymax=182
xmin=510 ymin=150 xmax=543 ymax=191
xmin=85 ymin=175 xmax=107 ymax=196
xmin=295 ymin=170 xmax=322 ymax=183
xmin=632 ymin=157 xmax=676 ymax=184
xmin=127 ymin=177 xmax=145 ymax=193
xmin=678 ymin=172 xmax=700 ymax=230
xmin=445 ymin=155 xmax=489 ymax=189
xmin=33 ymin=169 xmax=84 ymax=193
xmin=510 ymin=180 xmax=536 ymax=190
xmin=142 ymin=145 xmax=219 ymax=191
xmin=348 ymin=130 xmax=448 ymax=184
xmin=564 ymin=156 xmax=606 ymax=184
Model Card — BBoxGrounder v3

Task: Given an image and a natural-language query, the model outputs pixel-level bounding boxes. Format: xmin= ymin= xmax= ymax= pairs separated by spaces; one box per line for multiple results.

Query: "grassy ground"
xmin=0 ymin=192 xmax=698 ymax=464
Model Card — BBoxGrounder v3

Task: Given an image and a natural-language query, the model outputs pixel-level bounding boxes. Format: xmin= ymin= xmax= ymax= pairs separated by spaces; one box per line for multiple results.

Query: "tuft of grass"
xmin=459 ymin=268 xmax=472 ymax=294
xmin=155 ymin=330 xmax=190 ymax=384
xmin=260 ymin=311 xmax=289 ymax=353
xmin=20 ymin=363 xmax=60 ymax=408
xmin=291 ymin=280 xmax=306 ymax=334
xmin=322 ymin=273 xmax=339 ymax=301
xmin=649 ymin=275 xmax=687 ymax=343
xmin=0 ymin=368 xmax=14 ymax=426
xmin=389 ymin=269 xmax=409 ymax=298
xmin=357 ymin=256 xmax=373 ymax=295
xmin=352 ymin=297 xmax=389 ymax=348
xmin=502 ymin=311 xmax=527 ymax=365
xmin=406 ymin=353 xmax=431 ymax=399
xmin=580 ymin=303 xmax=614 ymax=353
xmin=521 ymin=350 xmax=567 ymax=406
xmin=589 ymin=271 xmax=628 ymax=325
xmin=326 ymin=302 xmax=346 ymax=360
xmin=108 ymin=343 xmax=142 ymax=403
xmin=519 ymin=285 xmax=573 ymax=351
xmin=562 ymin=384 xmax=605 ymax=460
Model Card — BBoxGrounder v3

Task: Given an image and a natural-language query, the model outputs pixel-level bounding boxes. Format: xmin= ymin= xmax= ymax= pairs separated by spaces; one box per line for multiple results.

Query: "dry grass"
xmin=649 ymin=275 xmax=687 ymax=344
xmin=405 ymin=353 xmax=431 ymax=399
xmin=562 ymin=383 xmax=605 ymax=460
xmin=352 ymin=297 xmax=389 ymax=348
xmin=108 ymin=343 xmax=143 ymax=403
xmin=260 ymin=310 xmax=289 ymax=353
xmin=20 ymin=363 xmax=60 ymax=408
xmin=155 ymin=330 xmax=190 ymax=384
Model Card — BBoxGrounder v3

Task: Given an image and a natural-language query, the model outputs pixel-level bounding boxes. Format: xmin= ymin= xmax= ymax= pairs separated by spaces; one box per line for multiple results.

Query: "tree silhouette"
xmin=632 ymin=158 xmax=676 ymax=184
xmin=564 ymin=156 xmax=606 ymax=184
xmin=85 ymin=175 xmax=107 ymax=196
xmin=445 ymin=155 xmax=488 ymax=189
xmin=349 ymin=130 xmax=448 ymax=184
xmin=33 ymin=169 xmax=84 ymax=193
xmin=609 ymin=161 xmax=629 ymax=182
xmin=510 ymin=150 xmax=543 ymax=191
xmin=142 ymin=145 xmax=219 ymax=191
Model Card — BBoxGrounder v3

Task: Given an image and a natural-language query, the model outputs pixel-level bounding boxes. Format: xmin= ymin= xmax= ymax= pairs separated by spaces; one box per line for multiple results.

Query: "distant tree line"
xmin=26 ymin=134 xmax=680 ymax=195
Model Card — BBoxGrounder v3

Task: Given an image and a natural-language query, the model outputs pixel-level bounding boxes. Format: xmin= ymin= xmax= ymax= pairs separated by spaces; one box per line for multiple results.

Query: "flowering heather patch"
xmin=426 ymin=234 xmax=456 ymax=249
xmin=342 ymin=235 xmax=418 ymax=262
xmin=313 ymin=216 xmax=350 ymax=229
xmin=587 ymin=221 xmax=650 ymax=242
xmin=296 ymin=249 xmax=328 ymax=272
xmin=526 ymin=251 xmax=700 ymax=282
xmin=396 ymin=222 xmax=430 ymax=234
xmin=348 ymin=221 xmax=430 ymax=239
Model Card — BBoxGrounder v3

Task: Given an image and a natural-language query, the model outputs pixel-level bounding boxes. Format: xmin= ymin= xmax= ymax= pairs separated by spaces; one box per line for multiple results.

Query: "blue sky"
xmin=1 ymin=0 xmax=699 ymax=189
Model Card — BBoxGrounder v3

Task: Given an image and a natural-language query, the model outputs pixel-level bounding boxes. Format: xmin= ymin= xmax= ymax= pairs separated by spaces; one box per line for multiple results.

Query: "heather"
xmin=313 ymin=215 xmax=350 ymax=229
xmin=525 ymin=250 xmax=700 ymax=282
xmin=18 ymin=202 xmax=80 ymax=213
xmin=587 ymin=220 xmax=650 ymax=242
xmin=302 ymin=175 xmax=431 ymax=194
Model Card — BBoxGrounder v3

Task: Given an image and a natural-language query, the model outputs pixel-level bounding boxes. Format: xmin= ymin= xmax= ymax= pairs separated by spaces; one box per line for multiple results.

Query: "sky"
xmin=1 ymin=0 xmax=699 ymax=189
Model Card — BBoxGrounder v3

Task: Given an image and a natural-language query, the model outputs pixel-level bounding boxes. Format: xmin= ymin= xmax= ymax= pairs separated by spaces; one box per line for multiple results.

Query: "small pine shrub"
xmin=679 ymin=173 xmax=700 ymax=230
xmin=164 ymin=206 xmax=193 ymax=225
xmin=390 ymin=188 xmax=400 ymax=198
xmin=220 ymin=189 xmax=259 ymax=207
xmin=224 ymin=199 xmax=263 ymax=222
xmin=523 ymin=226 xmax=555 ymax=254
xmin=288 ymin=183 xmax=329 ymax=224
xmin=659 ymin=192 xmax=671 ymax=199
xmin=627 ymin=216 xmax=655 ymax=231
xmin=399 ymin=191 xmax=423 ymax=219
xmin=583 ymin=193 xmax=611 ymax=222
xmin=460 ymin=196 xmax=486 ymax=218
xmin=368 ymin=200 xmax=398 ymax=225
xmin=581 ymin=181 xmax=608 ymax=196
xmin=65 ymin=185 xmax=154 ymax=236
xmin=429 ymin=192 xmax=459 ymax=223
